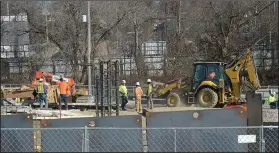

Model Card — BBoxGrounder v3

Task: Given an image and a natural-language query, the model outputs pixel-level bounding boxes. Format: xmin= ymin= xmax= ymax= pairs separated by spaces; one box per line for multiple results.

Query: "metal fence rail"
xmin=1 ymin=126 xmax=278 ymax=152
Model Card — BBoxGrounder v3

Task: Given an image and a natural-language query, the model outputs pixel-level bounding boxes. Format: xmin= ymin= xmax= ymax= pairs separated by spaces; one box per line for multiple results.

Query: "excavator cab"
xmin=188 ymin=62 xmax=232 ymax=107
xmin=191 ymin=62 xmax=231 ymax=91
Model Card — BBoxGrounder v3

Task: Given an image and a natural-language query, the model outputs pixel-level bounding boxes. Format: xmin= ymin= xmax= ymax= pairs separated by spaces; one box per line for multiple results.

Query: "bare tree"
xmin=195 ymin=1 xmax=276 ymax=61
xmin=22 ymin=1 xmax=127 ymax=84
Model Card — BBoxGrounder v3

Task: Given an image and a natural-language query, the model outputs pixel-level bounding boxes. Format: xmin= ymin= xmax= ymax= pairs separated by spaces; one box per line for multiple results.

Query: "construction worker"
xmin=208 ymin=72 xmax=216 ymax=80
xmin=134 ymin=82 xmax=143 ymax=113
xmin=36 ymin=78 xmax=48 ymax=109
xmin=268 ymin=92 xmax=278 ymax=109
xmin=146 ymin=79 xmax=153 ymax=109
xmin=58 ymin=78 xmax=69 ymax=110
xmin=119 ymin=80 xmax=128 ymax=111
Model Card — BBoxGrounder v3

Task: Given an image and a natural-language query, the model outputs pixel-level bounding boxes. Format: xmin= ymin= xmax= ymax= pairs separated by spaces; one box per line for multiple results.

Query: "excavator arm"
xmin=225 ymin=48 xmax=260 ymax=102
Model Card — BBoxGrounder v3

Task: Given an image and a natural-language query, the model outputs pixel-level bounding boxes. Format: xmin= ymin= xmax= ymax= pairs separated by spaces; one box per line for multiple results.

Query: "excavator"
xmin=154 ymin=48 xmax=260 ymax=108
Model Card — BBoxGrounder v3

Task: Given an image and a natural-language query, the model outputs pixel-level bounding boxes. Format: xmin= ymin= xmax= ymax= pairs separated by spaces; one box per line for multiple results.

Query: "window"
xmin=206 ymin=64 xmax=220 ymax=81
xmin=10 ymin=67 xmax=19 ymax=73
xmin=18 ymin=52 xmax=24 ymax=57
xmin=22 ymin=15 xmax=27 ymax=21
xmin=25 ymin=51 xmax=30 ymax=57
xmin=3 ymin=46 xmax=11 ymax=52
xmin=10 ymin=46 xmax=14 ymax=52
xmin=0 ymin=46 xmax=4 ymax=52
xmin=9 ymin=16 xmax=16 ymax=21
xmin=1 ymin=16 xmax=9 ymax=21
xmin=1 ymin=52 xmax=6 ymax=58
xmin=7 ymin=52 xmax=14 ymax=58
xmin=19 ymin=46 xmax=24 ymax=51
xmin=192 ymin=64 xmax=206 ymax=90
xmin=23 ymin=45 xmax=29 ymax=51
xmin=16 ymin=15 xmax=22 ymax=21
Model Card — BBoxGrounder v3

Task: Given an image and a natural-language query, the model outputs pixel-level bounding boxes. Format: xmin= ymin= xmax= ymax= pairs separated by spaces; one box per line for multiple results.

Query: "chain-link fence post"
xmin=174 ymin=128 xmax=177 ymax=152
xmin=84 ymin=126 xmax=89 ymax=152
xmin=261 ymin=126 xmax=266 ymax=152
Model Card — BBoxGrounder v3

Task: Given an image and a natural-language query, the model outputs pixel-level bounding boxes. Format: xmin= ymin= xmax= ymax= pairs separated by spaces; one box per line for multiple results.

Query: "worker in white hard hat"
xmin=36 ymin=78 xmax=48 ymax=109
xmin=134 ymin=82 xmax=143 ymax=113
xmin=119 ymin=80 xmax=128 ymax=111
xmin=268 ymin=92 xmax=278 ymax=109
xmin=146 ymin=79 xmax=153 ymax=109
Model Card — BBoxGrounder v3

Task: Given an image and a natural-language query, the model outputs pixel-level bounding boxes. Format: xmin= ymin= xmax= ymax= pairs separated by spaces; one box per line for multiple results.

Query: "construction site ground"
xmin=1 ymin=97 xmax=278 ymax=122
xmin=2 ymin=105 xmax=277 ymax=123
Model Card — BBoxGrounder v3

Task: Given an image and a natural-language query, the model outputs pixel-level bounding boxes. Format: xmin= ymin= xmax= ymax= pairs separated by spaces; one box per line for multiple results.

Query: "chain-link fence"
xmin=1 ymin=126 xmax=278 ymax=152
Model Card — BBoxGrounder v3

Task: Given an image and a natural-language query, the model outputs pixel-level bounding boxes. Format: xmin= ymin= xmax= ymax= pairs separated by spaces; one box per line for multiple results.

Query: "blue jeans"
xmin=38 ymin=93 xmax=48 ymax=108
xmin=269 ymin=101 xmax=278 ymax=109
xmin=121 ymin=96 xmax=128 ymax=110
xmin=60 ymin=94 xmax=68 ymax=110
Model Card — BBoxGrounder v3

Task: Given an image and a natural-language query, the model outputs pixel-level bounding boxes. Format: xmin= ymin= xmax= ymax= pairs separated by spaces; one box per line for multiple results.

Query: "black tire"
xmin=167 ymin=93 xmax=181 ymax=107
xmin=196 ymin=88 xmax=218 ymax=108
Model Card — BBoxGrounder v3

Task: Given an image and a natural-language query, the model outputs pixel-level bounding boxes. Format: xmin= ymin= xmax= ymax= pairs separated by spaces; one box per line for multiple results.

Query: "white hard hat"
xmin=272 ymin=92 xmax=276 ymax=95
xmin=135 ymin=82 xmax=140 ymax=86
xmin=39 ymin=78 xmax=43 ymax=82
xmin=147 ymin=79 xmax=152 ymax=83
xmin=122 ymin=80 xmax=126 ymax=84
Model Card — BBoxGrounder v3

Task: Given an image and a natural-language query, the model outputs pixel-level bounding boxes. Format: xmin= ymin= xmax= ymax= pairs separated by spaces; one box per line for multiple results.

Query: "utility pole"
xmin=177 ymin=0 xmax=181 ymax=34
xmin=87 ymin=1 xmax=92 ymax=96
xmin=7 ymin=1 xmax=9 ymax=16
xmin=46 ymin=13 xmax=49 ymax=43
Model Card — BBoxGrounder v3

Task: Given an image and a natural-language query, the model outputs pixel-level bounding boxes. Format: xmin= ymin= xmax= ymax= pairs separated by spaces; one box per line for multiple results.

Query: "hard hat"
xmin=272 ymin=92 xmax=276 ymax=95
xmin=135 ymin=82 xmax=140 ymax=86
xmin=39 ymin=78 xmax=43 ymax=82
xmin=147 ymin=79 xmax=152 ymax=83
xmin=122 ymin=80 xmax=126 ymax=84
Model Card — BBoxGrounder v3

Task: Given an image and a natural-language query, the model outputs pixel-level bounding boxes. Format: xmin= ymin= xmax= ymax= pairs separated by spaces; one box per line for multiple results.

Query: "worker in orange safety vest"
xmin=58 ymin=78 xmax=70 ymax=110
xmin=134 ymin=82 xmax=144 ymax=113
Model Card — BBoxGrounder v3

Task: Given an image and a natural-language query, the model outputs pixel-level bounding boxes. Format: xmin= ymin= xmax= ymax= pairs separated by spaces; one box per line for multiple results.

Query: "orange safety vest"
xmin=134 ymin=87 xmax=143 ymax=98
xmin=59 ymin=82 xmax=69 ymax=95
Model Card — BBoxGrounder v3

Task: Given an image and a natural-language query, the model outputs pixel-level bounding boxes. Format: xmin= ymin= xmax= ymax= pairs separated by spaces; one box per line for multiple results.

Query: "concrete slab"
xmin=31 ymin=109 xmax=139 ymax=119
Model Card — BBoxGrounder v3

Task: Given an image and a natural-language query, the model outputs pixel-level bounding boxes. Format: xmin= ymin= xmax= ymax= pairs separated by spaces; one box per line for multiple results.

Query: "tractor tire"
xmin=196 ymin=88 xmax=218 ymax=108
xmin=167 ymin=93 xmax=181 ymax=107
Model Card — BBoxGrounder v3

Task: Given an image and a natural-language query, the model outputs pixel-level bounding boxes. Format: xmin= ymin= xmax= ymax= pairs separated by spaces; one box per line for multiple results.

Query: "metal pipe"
xmin=108 ymin=60 xmax=112 ymax=116
xmin=115 ymin=61 xmax=120 ymax=116
xmin=100 ymin=61 xmax=104 ymax=116
xmin=106 ymin=62 xmax=109 ymax=116
xmin=87 ymin=1 xmax=92 ymax=96
xmin=94 ymin=66 xmax=99 ymax=117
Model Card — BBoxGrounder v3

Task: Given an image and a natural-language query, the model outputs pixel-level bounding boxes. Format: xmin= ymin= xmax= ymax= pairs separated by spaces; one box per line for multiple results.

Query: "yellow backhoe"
xmin=154 ymin=48 xmax=260 ymax=108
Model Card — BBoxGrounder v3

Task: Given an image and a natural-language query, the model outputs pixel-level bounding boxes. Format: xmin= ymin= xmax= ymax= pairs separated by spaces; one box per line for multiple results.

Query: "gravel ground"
xmin=262 ymin=109 xmax=278 ymax=122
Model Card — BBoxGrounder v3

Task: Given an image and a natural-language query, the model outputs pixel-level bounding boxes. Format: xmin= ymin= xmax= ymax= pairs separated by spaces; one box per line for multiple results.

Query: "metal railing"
xmin=1 ymin=126 xmax=278 ymax=152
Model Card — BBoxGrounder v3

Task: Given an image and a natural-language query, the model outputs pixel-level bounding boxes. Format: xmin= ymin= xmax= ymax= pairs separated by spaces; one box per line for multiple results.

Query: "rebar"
xmin=107 ymin=60 xmax=112 ymax=116
xmin=115 ymin=60 xmax=120 ymax=116
xmin=100 ymin=61 xmax=104 ymax=117
xmin=94 ymin=66 xmax=99 ymax=117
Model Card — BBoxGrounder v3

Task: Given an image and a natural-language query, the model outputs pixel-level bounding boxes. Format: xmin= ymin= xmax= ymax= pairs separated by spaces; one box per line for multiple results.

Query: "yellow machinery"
xmin=156 ymin=48 xmax=260 ymax=108
xmin=153 ymin=78 xmax=190 ymax=107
